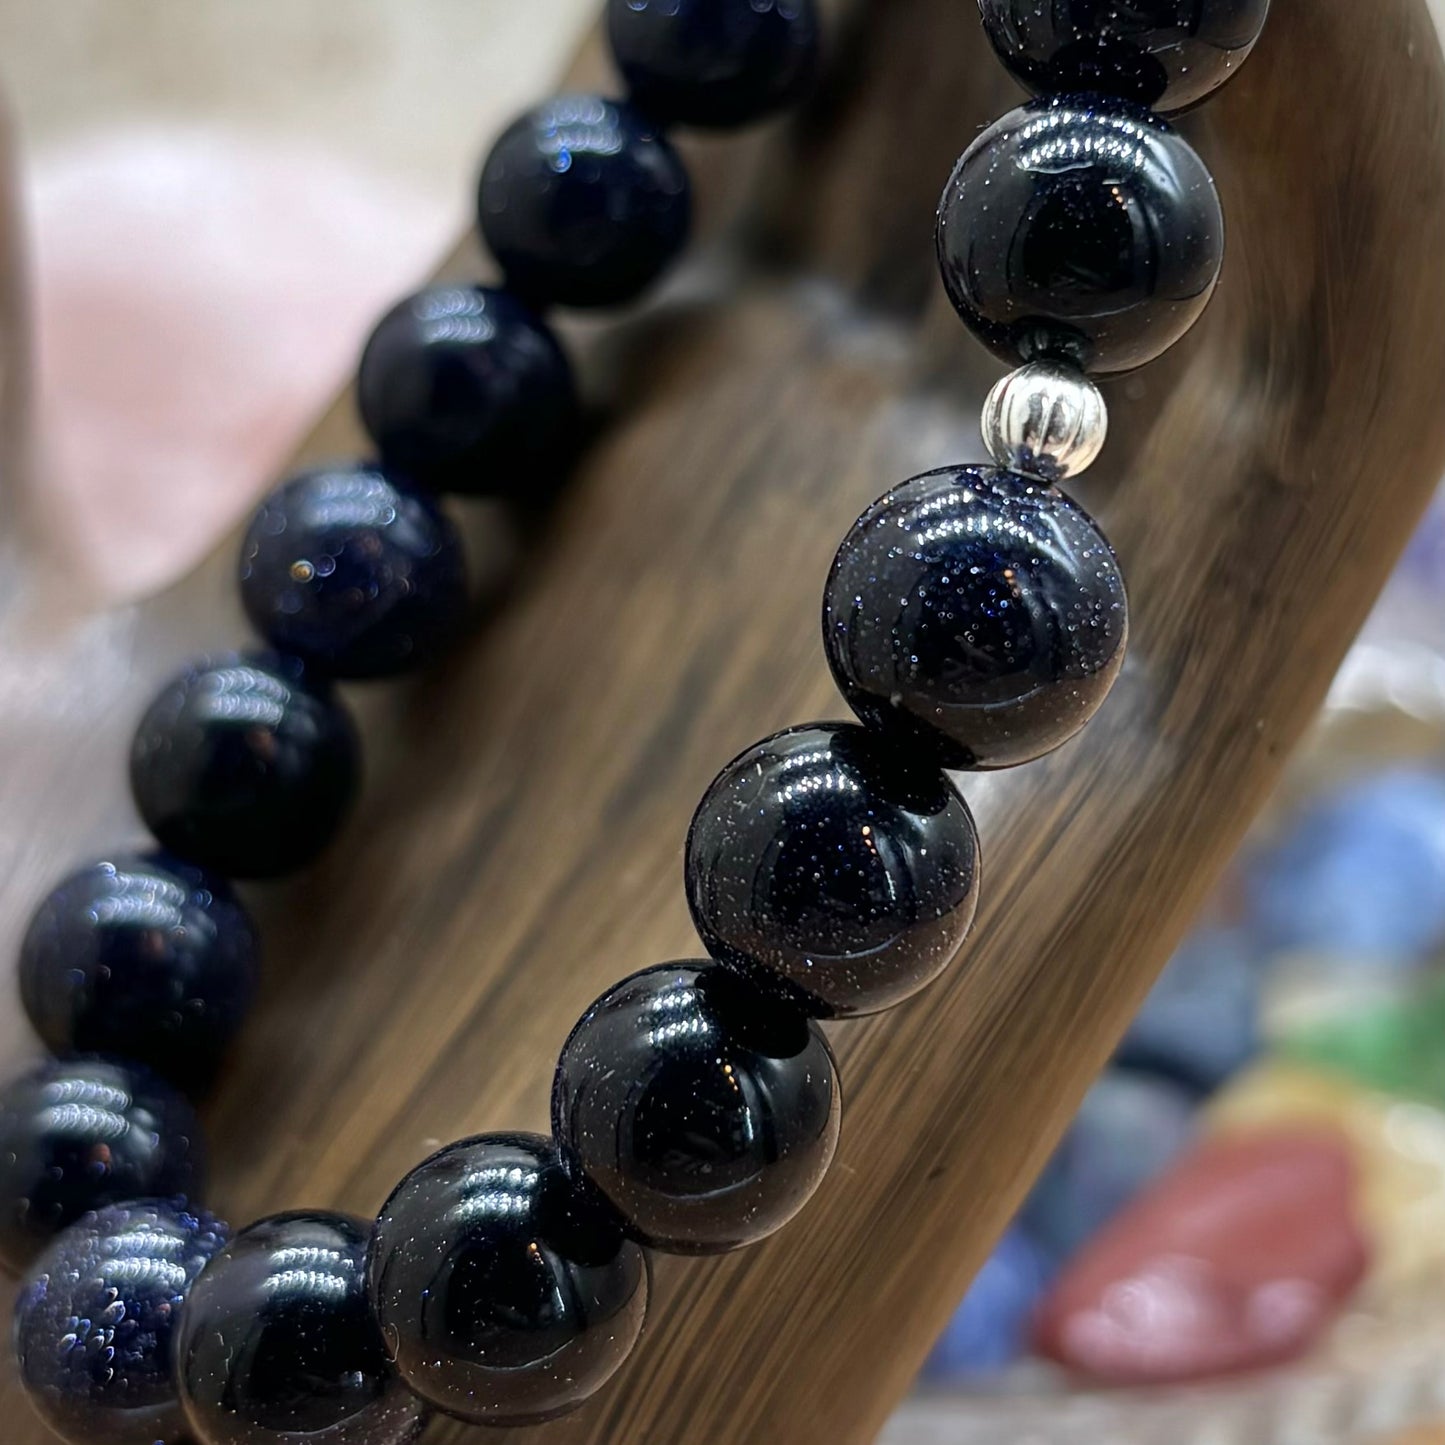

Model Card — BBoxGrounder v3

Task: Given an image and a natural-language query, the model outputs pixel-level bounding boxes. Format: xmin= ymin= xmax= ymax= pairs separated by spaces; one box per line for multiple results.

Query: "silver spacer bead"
xmin=981 ymin=361 xmax=1108 ymax=482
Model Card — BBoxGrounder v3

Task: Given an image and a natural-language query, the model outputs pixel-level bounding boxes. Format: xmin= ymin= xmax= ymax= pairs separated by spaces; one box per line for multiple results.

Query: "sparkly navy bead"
xmin=606 ymin=0 xmax=820 ymax=129
xmin=19 ymin=853 xmax=259 ymax=1092
xmin=823 ymin=466 xmax=1128 ymax=770
xmin=176 ymin=1211 xmax=427 ymax=1445
xmin=478 ymin=95 xmax=691 ymax=309
xmin=367 ymin=1133 xmax=648 ymax=1427
xmin=15 ymin=1200 xmax=229 ymax=1445
xmin=936 ymin=95 xmax=1224 ymax=375
xmin=553 ymin=963 xmax=841 ymax=1254
xmin=686 ymin=723 xmax=981 ymax=1017
xmin=239 ymin=465 xmax=468 ymax=679
xmin=357 ymin=285 xmax=580 ymax=497
xmin=0 ymin=1058 xmax=205 ymax=1274
xmin=979 ymin=0 xmax=1271 ymax=115
xmin=130 ymin=653 xmax=361 ymax=879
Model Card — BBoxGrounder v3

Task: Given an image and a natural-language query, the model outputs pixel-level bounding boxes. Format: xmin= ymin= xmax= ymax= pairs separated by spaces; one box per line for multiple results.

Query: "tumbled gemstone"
xmin=1033 ymin=1130 xmax=1369 ymax=1383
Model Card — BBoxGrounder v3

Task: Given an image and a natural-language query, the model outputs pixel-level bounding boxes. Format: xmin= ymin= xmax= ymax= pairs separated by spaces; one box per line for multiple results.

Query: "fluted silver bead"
xmin=981 ymin=361 xmax=1108 ymax=481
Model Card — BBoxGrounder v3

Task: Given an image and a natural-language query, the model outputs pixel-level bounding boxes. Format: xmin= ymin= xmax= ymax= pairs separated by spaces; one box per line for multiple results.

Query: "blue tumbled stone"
xmin=921 ymin=1227 xmax=1053 ymax=1382
xmin=1022 ymin=1069 xmax=1196 ymax=1261
xmin=1117 ymin=926 xmax=1262 ymax=1094
xmin=1247 ymin=768 xmax=1445 ymax=967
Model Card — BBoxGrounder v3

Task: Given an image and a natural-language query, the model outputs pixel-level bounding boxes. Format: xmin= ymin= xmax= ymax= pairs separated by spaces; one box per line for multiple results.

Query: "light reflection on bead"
xmin=19 ymin=852 xmax=260 ymax=1091
xmin=177 ymin=1211 xmax=426 ymax=1445
xmin=478 ymin=95 xmax=691 ymax=309
xmin=937 ymin=95 xmax=1224 ymax=375
xmin=367 ymin=1134 xmax=648 ymax=1427
xmin=978 ymin=0 xmax=1271 ymax=114
xmin=0 ymin=1058 xmax=206 ymax=1274
xmin=15 ymin=1200 xmax=229 ymax=1445
xmin=239 ymin=465 xmax=468 ymax=680
xmin=357 ymin=285 xmax=580 ymax=496
xmin=129 ymin=653 xmax=361 ymax=879
xmin=553 ymin=963 xmax=841 ymax=1253
xmin=606 ymin=0 xmax=820 ymax=129
xmin=982 ymin=360 xmax=1108 ymax=481
xmin=686 ymin=723 xmax=981 ymax=1017
xmin=823 ymin=465 xmax=1128 ymax=769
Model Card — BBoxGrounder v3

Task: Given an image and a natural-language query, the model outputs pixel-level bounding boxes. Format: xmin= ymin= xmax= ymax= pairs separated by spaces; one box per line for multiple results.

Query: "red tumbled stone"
xmin=1032 ymin=1129 xmax=1370 ymax=1385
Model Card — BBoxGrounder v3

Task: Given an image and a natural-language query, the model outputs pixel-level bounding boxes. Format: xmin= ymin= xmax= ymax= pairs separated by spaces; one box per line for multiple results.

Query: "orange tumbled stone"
xmin=1033 ymin=1130 xmax=1370 ymax=1385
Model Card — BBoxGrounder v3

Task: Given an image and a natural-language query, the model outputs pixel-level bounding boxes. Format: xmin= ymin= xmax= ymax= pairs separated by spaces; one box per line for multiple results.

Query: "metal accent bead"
xmin=982 ymin=362 xmax=1108 ymax=481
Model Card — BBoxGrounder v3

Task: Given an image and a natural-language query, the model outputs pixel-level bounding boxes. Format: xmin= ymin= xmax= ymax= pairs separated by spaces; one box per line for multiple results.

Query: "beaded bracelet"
xmin=5 ymin=3 xmax=1269 ymax=1442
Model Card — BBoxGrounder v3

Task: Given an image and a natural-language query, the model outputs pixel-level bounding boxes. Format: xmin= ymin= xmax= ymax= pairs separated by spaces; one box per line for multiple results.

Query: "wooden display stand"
xmin=3 ymin=1 xmax=1445 ymax=1441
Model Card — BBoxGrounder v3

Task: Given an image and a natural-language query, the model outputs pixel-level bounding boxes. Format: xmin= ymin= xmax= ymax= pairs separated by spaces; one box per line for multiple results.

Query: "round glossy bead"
xmin=20 ymin=853 xmax=260 ymax=1092
xmin=936 ymin=95 xmax=1224 ymax=375
xmin=553 ymin=963 xmax=841 ymax=1254
xmin=823 ymin=465 xmax=1128 ymax=770
xmin=606 ymin=0 xmax=820 ymax=129
xmin=0 ymin=1058 xmax=205 ymax=1274
xmin=367 ymin=1133 xmax=648 ymax=1427
xmin=478 ymin=95 xmax=691 ymax=309
xmin=239 ymin=465 xmax=468 ymax=679
xmin=686 ymin=723 xmax=981 ymax=1017
xmin=357 ymin=285 xmax=580 ymax=497
xmin=130 ymin=653 xmax=362 ymax=879
xmin=982 ymin=361 xmax=1108 ymax=482
xmin=15 ymin=1200 xmax=229 ymax=1445
xmin=979 ymin=0 xmax=1271 ymax=115
xmin=177 ymin=1211 xmax=426 ymax=1445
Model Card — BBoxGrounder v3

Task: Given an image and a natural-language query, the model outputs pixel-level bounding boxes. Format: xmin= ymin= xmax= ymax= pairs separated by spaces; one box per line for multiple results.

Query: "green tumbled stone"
xmin=1283 ymin=975 xmax=1445 ymax=1107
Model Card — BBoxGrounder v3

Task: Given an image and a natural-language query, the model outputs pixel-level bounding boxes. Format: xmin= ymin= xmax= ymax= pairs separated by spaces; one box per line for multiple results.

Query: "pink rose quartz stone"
xmin=1032 ymin=1129 xmax=1370 ymax=1385
xmin=27 ymin=126 xmax=450 ymax=598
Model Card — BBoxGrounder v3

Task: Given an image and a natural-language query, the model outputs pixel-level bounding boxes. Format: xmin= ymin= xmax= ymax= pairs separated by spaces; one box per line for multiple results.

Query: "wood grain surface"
xmin=4 ymin=1 xmax=1445 ymax=1442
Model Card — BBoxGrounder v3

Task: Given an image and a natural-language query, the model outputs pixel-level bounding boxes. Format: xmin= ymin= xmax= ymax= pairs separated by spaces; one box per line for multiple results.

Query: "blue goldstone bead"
xmin=1022 ymin=1068 xmax=1196 ymax=1260
xmin=0 ymin=1058 xmax=205 ymax=1274
xmin=357 ymin=285 xmax=580 ymax=497
xmin=1247 ymin=767 xmax=1445 ymax=967
xmin=478 ymin=95 xmax=691 ymax=309
xmin=554 ymin=963 xmax=840 ymax=1255
xmin=177 ymin=1211 xmax=427 ymax=1445
xmin=824 ymin=465 xmax=1128 ymax=770
xmin=239 ymin=465 xmax=469 ymax=680
xmin=1117 ymin=926 xmax=1261 ymax=1093
xmin=921 ymin=1226 xmax=1054 ymax=1382
xmin=686 ymin=722 xmax=981 ymax=1017
xmin=367 ymin=1133 xmax=649 ymax=1427
xmin=606 ymin=0 xmax=820 ymax=129
xmin=19 ymin=852 xmax=260 ymax=1092
xmin=130 ymin=652 xmax=361 ymax=879
xmin=979 ymin=0 xmax=1271 ymax=114
xmin=936 ymin=95 xmax=1224 ymax=374
xmin=15 ymin=1200 xmax=229 ymax=1445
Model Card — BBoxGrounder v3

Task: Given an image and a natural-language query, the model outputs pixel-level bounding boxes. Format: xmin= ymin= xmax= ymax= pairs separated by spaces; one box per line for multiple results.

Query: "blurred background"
xmin=5 ymin=3 xmax=1445 ymax=1444
xmin=0 ymin=0 xmax=593 ymax=597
